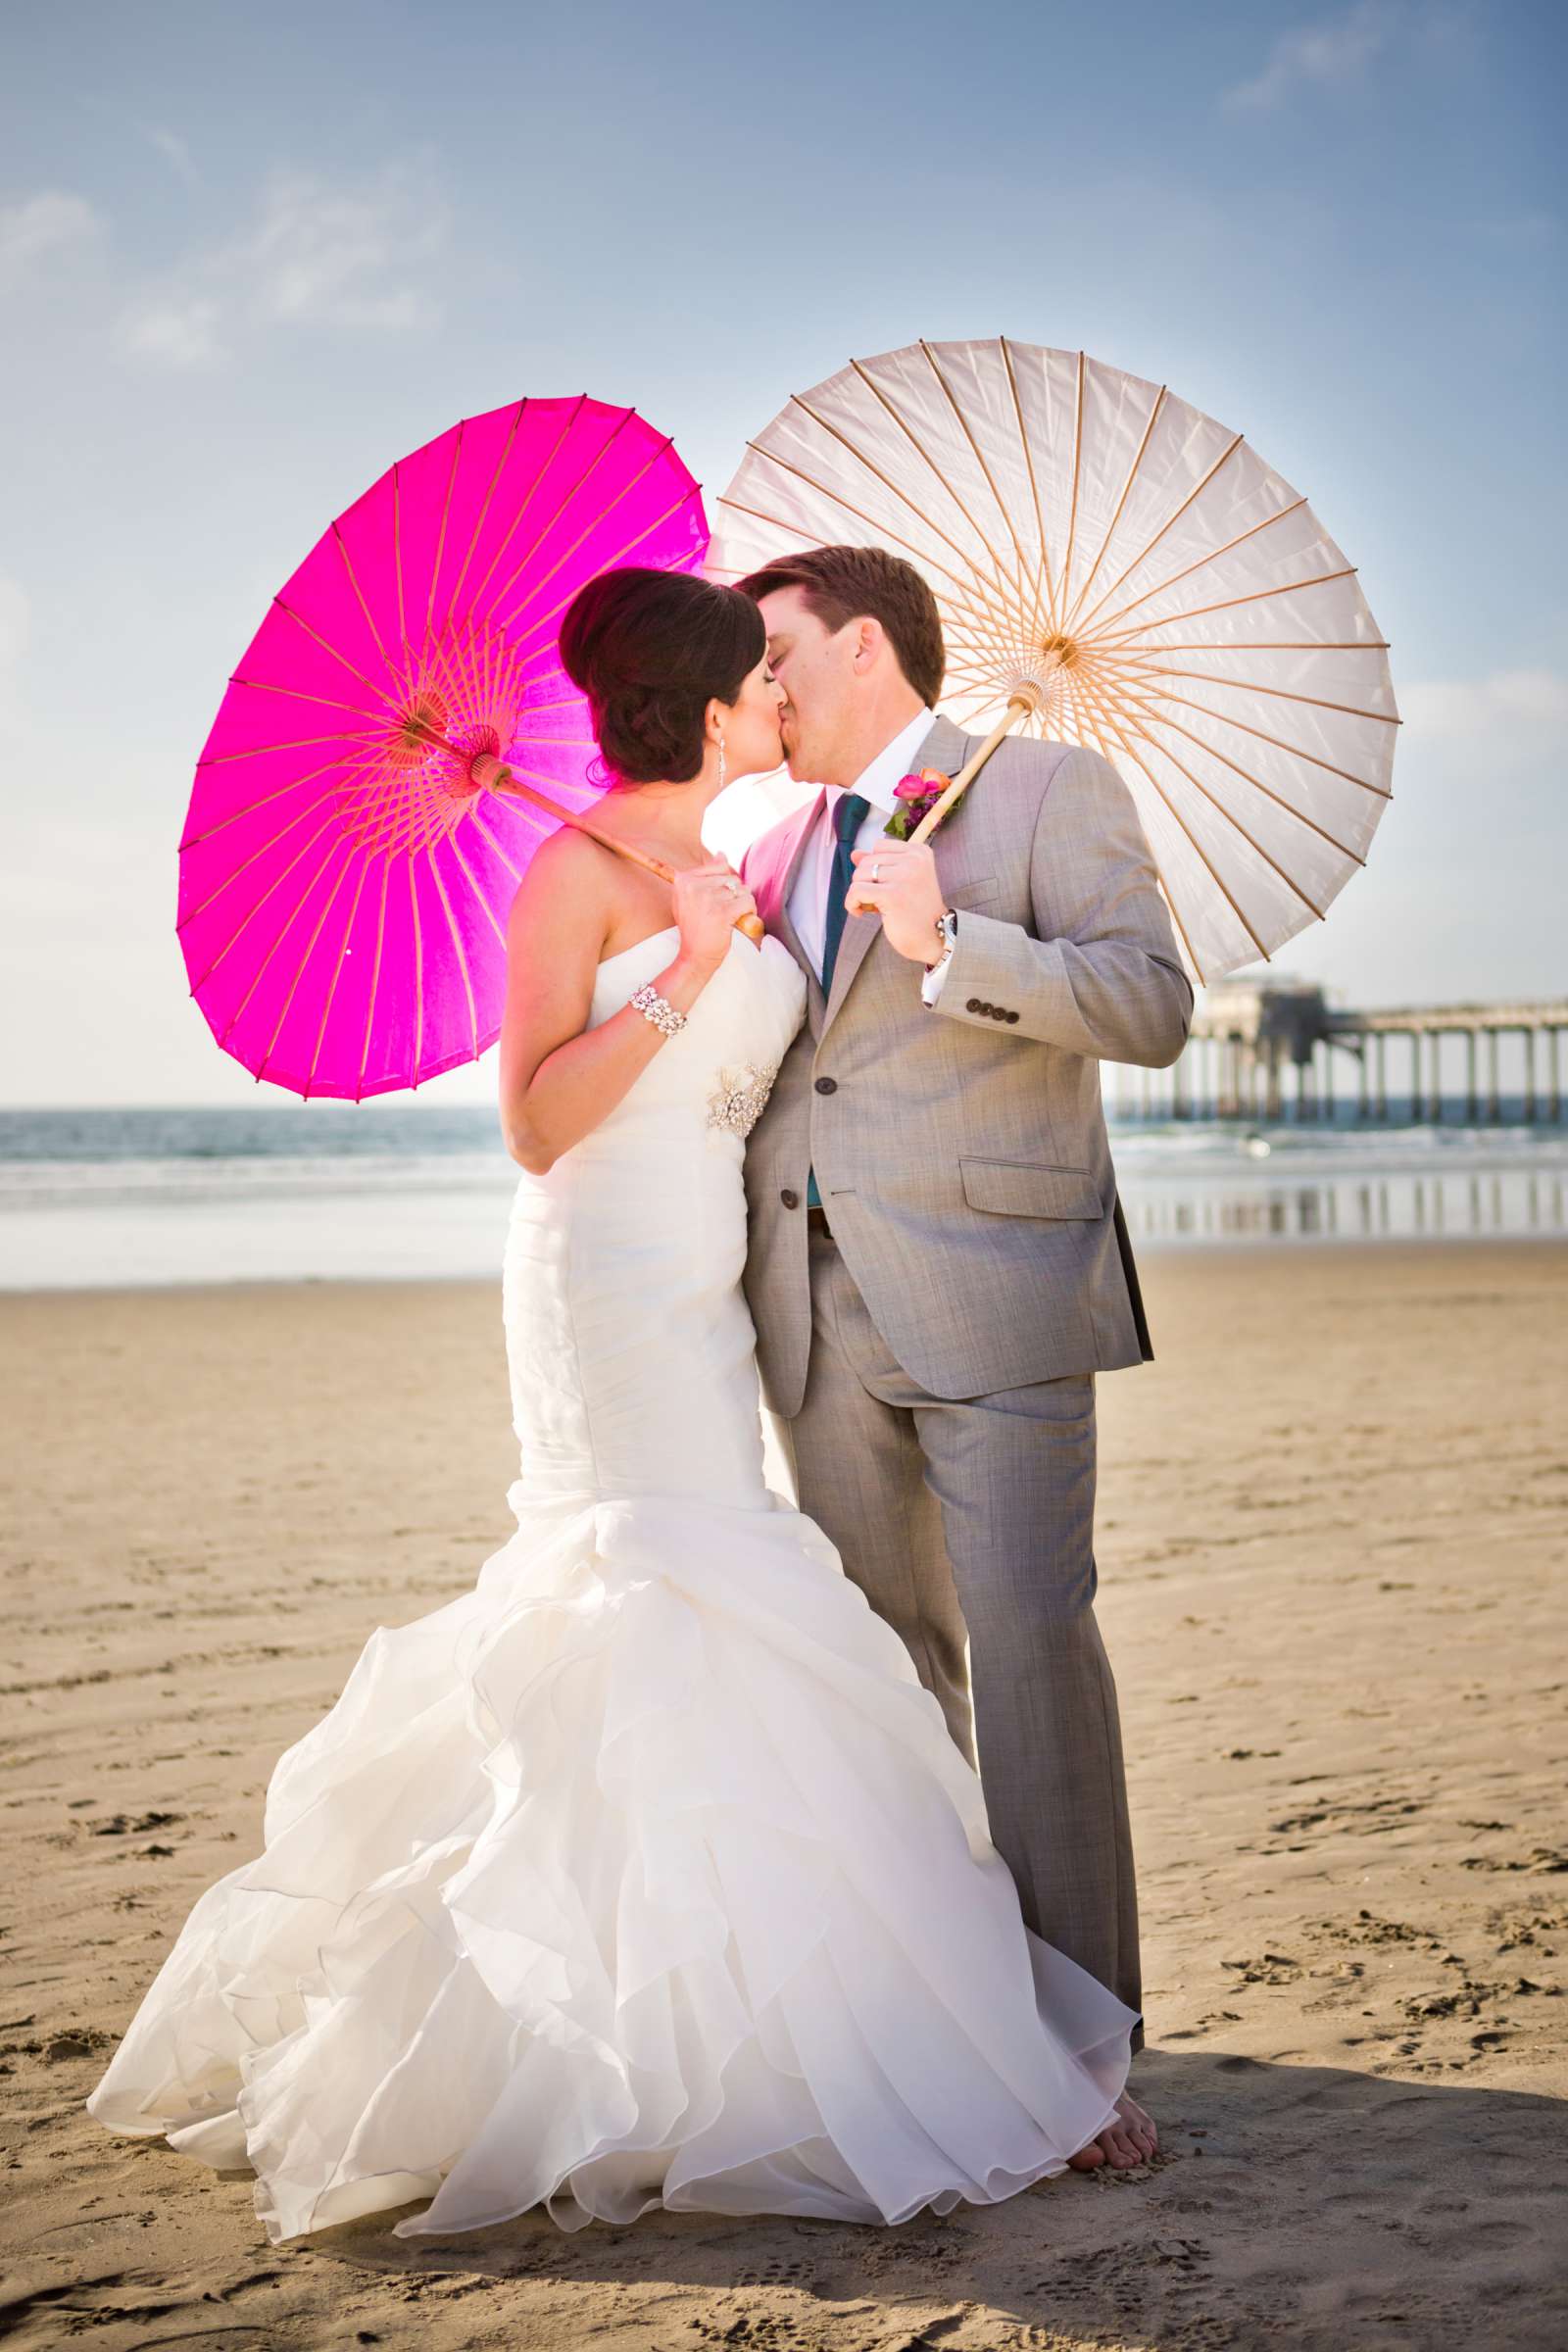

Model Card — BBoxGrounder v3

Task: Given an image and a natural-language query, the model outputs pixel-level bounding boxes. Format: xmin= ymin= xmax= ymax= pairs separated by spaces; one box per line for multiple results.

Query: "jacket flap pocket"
xmin=960 ymin=1156 xmax=1103 ymax=1220
xmin=947 ymin=875 xmax=1000 ymax=910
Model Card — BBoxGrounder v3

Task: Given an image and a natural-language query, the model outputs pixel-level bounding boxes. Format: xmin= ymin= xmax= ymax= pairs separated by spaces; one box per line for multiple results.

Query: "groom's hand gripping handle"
xmin=847 ymin=841 xmax=948 ymax=960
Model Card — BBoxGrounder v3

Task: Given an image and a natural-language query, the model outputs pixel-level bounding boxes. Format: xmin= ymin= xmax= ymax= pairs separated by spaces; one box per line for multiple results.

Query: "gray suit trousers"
xmin=780 ymin=1220 xmax=1142 ymax=2030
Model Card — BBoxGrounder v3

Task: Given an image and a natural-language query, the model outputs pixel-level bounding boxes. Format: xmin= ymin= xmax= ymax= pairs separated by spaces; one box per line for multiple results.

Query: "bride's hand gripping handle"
xmin=671 ymin=860 xmax=761 ymax=982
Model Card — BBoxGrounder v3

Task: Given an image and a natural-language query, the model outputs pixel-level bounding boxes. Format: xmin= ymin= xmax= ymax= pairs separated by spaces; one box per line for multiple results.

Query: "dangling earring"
xmin=715 ymin=733 xmax=726 ymax=793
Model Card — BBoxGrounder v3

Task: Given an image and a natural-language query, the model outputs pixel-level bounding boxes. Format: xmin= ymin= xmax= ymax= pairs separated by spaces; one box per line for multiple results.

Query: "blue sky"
xmin=1 ymin=0 xmax=1562 ymax=1105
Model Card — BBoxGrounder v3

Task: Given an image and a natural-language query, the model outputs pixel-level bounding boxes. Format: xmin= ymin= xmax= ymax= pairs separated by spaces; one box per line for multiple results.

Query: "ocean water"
xmin=1 ymin=1102 xmax=1565 ymax=1291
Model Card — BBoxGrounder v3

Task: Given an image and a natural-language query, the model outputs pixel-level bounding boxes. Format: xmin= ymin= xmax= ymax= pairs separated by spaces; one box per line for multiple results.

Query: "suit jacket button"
xmin=813 ymin=1076 xmax=837 ymax=1095
xmin=780 ymin=1188 xmax=800 ymax=1209
xmin=1004 ymin=1008 xmax=1020 ymax=1023
xmin=968 ymin=998 xmax=986 ymax=1014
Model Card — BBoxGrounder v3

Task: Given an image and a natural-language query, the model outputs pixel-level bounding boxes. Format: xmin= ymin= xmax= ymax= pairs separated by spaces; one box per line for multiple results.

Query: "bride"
xmin=87 ymin=565 xmax=1136 ymax=2242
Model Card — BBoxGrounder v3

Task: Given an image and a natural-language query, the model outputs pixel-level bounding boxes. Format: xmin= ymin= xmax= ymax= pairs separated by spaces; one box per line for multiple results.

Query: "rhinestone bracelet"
xmin=629 ymin=982 xmax=687 ymax=1039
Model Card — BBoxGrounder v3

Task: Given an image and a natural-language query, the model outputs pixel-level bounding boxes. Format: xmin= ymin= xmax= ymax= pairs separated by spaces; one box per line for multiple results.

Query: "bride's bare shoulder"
xmin=506 ymin=822 xmax=622 ymax=947
xmin=511 ymin=821 xmax=617 ymax=903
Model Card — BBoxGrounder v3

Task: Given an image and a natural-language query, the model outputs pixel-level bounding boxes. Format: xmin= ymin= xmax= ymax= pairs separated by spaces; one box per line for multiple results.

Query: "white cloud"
xmin=143 ymin=124 xmax=201 ymax=189
xmin=119 ymin=159 xmax=447 ymax=368
xmin=0 ymin=189 xmax=100 ymax=277
xmin=1224 ymin=0 xmax=1402 ymax=112
xmin=121 ymin=294 xmax=222 ymax=369
xmin=1400 ymin=666 xmax=1568 ymax=739
xmin=236 ymin=165 xmax=444 ymax=328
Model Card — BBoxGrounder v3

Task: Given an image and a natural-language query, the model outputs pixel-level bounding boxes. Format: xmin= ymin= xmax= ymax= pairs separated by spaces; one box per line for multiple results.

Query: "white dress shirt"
xmin=785 ymin=708 xmax=953 ymax=1004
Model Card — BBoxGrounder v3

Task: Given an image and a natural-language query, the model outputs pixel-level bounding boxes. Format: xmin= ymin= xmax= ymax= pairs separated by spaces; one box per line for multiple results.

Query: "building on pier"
xmin=1117 ymin=981 xmax=1568 ymax=1123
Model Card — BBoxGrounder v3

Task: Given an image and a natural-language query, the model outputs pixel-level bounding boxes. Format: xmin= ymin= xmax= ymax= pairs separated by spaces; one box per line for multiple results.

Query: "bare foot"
xmin=1071 ymin=2091 xmax=1157 ymax=2174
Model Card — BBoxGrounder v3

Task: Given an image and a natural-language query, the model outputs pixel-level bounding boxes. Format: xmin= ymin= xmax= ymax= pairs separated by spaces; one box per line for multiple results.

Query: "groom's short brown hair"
xmin=736 ymin=545 xmax=945 ymax=710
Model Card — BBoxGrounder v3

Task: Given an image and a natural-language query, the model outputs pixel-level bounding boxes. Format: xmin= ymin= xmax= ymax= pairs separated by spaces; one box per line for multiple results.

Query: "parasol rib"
xmin=847 ymin=362 xmax=1017 ymax=595
xmin=332 ymin=523 xmax=404 ymax=693
xmin=1098 ymin=695 xmax=1332 ymax=919
xmin=439 ymin=618 xmax=490 ymax=741
xmin=468 ymin=398 xmax=588 ymax=629
xmin=1064 ymin=431 xmax=1245 ymax=639
xmin=1103 ymin=667 xmax=1395 ymax=796
xmin=919 ymin=340 xmax=1040 ymax=625
xmin=494 ymin=435 xmax=675 ymax=641
xmin=509 ymin=691 xmax=585 ymax=722
xmin=502 ymin=485 xmax=708 ymax=660
xmin=1096 ymin=565 xmax=1359 ymax=648
xmin=1057 ymin=352 xmax=1088 ymax=620
xmin=720 ymin=467 xmax=1016 ymax=647
xmin=1062 ymin=381 xmax=1168 ymax=630
xmin=1067 ymin=678 xmax=1210 ymax=985
xmin=482 ymin=404 xmax=636 ymax=632
xmin=180 ymin=794 xmax=347 ymax=933
xmin=231 ymin=676 xmax=391 ymax=728
xmin=1072 ymin=665 xmax=1271 ymax=963
xmin=760 ymin=409 xmax=1019 ymax=634
xmin=182 ymin=751 xmax=360 ymax=851
xmin=212 ymin=830 xmax=352 ymax=1022
xmin=466 ymin=801 xmax=526 ymax=884
xmin=1126 ymin=638 xmax=1389 ymax=654
xmin=271 ymin=597 xmax=400 ymax=710
xmin=199 ymin=725 xmax=373 ymax=769
xmin=467 ymin=403 xmax=604 ymax=629
xmin=1074 ymin=496 xmax=1312 ymax=646
xmin=999 ymin=335 xmax=1058 ymax=639
xmin=391 ymin=463 xmax=408 ymax=655
xmin=1109 ymin=682 xmax=1392 ymax=818
xmin=422 ymin=422 xmax=466 ymax=663
xmin=444 ymin=821 xmax=510 ymax=950
xmin=442 ymin=399 xmax=525 ymax=631
xmin=1122 ymin=660 xmax=1399 ymax=730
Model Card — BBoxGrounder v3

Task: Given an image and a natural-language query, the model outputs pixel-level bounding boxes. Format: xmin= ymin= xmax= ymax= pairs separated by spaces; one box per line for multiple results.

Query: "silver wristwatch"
xmin=929 ymin=908 xmax=958 ymax=963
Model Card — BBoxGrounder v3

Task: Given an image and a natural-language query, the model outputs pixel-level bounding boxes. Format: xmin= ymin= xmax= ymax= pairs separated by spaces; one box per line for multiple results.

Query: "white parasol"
xmin=709 ymin=337 xmax=1398 ymax=982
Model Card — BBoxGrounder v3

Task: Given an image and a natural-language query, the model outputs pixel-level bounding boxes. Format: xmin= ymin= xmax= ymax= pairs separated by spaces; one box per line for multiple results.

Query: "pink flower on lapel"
xmin=884 ymin=768 xmax=952 ymax=843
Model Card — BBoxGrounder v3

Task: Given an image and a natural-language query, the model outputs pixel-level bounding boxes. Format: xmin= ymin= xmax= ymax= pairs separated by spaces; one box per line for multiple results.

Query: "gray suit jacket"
xmin=740 ymin=715 xmax=1194 ymax=1413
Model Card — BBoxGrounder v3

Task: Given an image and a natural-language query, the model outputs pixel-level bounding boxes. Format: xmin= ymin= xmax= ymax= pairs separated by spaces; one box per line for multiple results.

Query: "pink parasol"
xmin=178 ymin=397 xmax=711 ymax=1098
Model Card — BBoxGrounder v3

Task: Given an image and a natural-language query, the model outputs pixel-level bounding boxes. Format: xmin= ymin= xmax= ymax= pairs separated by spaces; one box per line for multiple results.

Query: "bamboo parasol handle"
xmin=468 ymin=754 xmax=765 ymax=946
xmin=906 ymin=684 xmax=1045 ymax=851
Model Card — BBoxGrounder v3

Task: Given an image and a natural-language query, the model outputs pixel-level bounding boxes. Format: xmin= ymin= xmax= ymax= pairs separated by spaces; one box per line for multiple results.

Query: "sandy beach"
xmin=3 ymin=1240 xmax=1565 ymax=2350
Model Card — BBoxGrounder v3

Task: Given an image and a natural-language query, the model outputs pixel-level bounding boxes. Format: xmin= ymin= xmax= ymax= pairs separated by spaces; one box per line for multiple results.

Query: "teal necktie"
xmin=807 ymin=791 xmax=871 ymax=1209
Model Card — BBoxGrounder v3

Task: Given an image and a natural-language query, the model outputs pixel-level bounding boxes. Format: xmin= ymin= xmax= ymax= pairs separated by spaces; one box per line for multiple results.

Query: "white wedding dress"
xmin=88 ymin=926 xmax=1135 ymax=2242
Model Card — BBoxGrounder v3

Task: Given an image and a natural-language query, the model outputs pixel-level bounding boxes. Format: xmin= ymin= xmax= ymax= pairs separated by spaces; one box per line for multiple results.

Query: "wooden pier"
xmin=1123 ymin=981 xmax=1568 ymax=1123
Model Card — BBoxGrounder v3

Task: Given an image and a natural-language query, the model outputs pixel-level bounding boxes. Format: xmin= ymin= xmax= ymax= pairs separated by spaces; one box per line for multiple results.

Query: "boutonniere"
xmin=883 ymin=768 xmax=955 ymax=843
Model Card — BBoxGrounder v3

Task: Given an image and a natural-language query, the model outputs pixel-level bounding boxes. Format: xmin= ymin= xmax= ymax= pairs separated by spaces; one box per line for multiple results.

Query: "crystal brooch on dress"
xmin=707 ymin=1061 xmax=780 ymax=1140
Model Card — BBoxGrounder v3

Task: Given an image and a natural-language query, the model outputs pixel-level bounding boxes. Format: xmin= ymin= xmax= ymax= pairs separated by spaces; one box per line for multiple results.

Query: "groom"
xmin=738 ymin=546 xmax=1192 ymax=2168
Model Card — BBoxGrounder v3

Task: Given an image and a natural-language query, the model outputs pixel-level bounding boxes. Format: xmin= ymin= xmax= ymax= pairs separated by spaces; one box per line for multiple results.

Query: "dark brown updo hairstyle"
xmin=558 ymin=565 xmax=767 ymax=787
